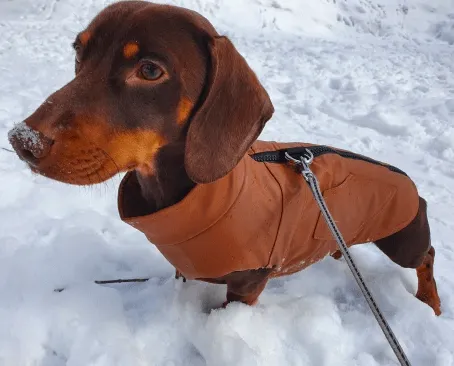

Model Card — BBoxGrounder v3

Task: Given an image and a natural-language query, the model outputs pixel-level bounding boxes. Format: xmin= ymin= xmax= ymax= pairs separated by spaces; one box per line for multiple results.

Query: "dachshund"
xmin=8 ymin=1 xmax=441 ymax=315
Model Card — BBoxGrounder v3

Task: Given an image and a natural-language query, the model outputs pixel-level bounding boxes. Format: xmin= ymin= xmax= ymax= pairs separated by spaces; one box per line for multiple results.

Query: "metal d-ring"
xmin=285 ymin=149 xmax=315 ymax=181
xmin=284 ymin=148 xmax=313 ymax=165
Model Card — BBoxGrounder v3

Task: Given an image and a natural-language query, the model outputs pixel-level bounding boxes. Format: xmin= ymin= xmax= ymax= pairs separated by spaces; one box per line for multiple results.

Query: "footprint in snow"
xmin=329 ymin=78 xmax=342 ymax=90
xmin=275 ymin=81 xmax=294 ymax=95
xmin=348 ymin=110 xmax=409 ymax=137
xmin=328 ymin=77 xmax=356 ymax=92
xmin=425 ymin=136 xmax=454 ymax=162
xmin=291 ymin=102 xmax=314 ymax=116
xmin=413 ymin=85 xmax=430 ymax=93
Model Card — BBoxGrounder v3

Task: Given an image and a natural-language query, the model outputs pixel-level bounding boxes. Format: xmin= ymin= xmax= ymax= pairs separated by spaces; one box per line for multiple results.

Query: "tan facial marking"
xmin=123 ymin=42 xmax=140 ymax=59
xmin=79 ymin=31 xmax=91 ymax=46
xmin=76 ymin=118 xmax=164 ymax=172
xmin=108 ymin=130 xmax=166 ymax=175
xmin=177 ymin=97 xmax=194 ymax=125
xmin=136 ymin=164 xmax=155 ymax=176
xmin=33 ymin=112 xmax=166 ymax=184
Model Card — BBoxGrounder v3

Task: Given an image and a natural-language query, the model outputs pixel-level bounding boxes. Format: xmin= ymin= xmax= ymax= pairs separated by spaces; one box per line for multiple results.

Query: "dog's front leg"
xmin=222 ymin=268 xmax=272 ymax=307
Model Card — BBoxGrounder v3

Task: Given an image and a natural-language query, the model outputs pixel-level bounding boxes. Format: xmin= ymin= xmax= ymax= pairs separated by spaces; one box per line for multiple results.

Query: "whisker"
xmin=90 ymin=150 xmax=116 ymax=193
xmin=99 ymin=149 xmax=120 ymax=176
xmin=95 ymin=169 xmax=110 ymax=195
xmin=85 ymin=169 xmax=94 ymax=197
xmin=97 ymin=147 xmax=125 ymax=190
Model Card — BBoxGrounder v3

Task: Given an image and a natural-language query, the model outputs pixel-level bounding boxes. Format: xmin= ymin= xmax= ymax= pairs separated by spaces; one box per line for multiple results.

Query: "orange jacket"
xmin=118 ymin=141 xmax=419 ymax=280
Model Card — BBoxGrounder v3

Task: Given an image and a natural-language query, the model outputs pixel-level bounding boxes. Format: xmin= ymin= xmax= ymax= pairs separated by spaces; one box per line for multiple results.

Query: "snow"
xmin=8 ymin=122 xmax=44 ymax=150
xmin=0 ymin=0 xmax=454 ymax=365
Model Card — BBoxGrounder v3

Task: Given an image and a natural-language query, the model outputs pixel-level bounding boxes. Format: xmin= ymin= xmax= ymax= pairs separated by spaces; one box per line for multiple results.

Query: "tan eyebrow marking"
xmin=123 ymin=42 xmax=140 ymax=59
xmin=177 ymin=97 xmax=194 ymax=125
xmin=79 ymin=31 xmax=91 ymax=46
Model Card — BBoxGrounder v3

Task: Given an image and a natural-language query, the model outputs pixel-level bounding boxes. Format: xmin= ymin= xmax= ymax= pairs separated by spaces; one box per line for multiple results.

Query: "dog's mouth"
xmin=9 ymin=124 xmax=119 ymax=185
xmin=27 ymin=145 xmax=121 ymax=185
xmin=36 ymin=166 xmax=115 ymax=185
xmin=18 ymin=136 xmax=164 ymax=186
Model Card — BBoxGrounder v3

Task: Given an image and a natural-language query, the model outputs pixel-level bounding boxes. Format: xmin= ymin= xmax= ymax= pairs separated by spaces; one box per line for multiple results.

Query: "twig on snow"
xmin=54 ymin=277 xmax=151 ymax=293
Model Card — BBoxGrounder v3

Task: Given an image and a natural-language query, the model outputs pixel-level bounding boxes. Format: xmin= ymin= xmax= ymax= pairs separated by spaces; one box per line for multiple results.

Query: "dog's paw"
xmin=175 ymin=270 xmax=187 ymax=282
xmin=331 ymin=250 xmax=342 ymax=260
xmin=221 ymin=299 xmax=258 ymax=309
xmin=416 ymin=291 xmax=441 ymax=316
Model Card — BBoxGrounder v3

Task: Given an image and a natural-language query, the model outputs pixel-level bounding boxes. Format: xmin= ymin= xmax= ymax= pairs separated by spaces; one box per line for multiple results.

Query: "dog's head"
xmin=8 ymin=1 xmax=273 ymax=184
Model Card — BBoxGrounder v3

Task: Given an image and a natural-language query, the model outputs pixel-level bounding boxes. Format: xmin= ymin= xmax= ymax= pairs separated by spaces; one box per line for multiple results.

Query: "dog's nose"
xmin=8 ymin=122 xmax=54 ymax=165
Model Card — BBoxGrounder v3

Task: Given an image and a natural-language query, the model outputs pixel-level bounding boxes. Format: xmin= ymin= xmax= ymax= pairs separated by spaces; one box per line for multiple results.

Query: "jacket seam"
xmin=252 ymin=144 xmax=289 ymax=270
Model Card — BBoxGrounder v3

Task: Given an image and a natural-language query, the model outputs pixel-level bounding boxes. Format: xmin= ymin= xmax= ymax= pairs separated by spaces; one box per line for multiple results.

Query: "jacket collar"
xmin=118 ymin=156 xmax=247 ymax=245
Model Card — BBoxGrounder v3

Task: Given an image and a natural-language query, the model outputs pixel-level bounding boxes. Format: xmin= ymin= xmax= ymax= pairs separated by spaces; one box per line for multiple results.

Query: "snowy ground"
xmin=1 ymin=0 xmax=454 ymax=365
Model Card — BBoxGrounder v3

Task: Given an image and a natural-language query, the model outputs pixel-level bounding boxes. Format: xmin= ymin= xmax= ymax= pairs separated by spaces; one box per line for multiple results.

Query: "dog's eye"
xmin=139 ymin=63 xmax=164 ymax=81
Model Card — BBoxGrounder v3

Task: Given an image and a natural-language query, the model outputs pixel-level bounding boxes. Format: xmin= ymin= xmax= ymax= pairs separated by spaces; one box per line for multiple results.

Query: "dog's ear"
xmin=185 ymin=36 xmax=274 ymax=183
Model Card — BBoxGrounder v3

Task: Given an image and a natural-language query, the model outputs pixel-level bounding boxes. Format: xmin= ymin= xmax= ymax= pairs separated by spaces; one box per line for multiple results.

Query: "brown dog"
xmin=8 ymin=1 xmax=441 ymax=315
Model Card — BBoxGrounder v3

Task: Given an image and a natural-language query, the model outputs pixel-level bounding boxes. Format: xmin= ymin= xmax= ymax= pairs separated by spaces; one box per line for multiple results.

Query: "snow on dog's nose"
xmin=8 ymin=122 xmax=54 ymax=166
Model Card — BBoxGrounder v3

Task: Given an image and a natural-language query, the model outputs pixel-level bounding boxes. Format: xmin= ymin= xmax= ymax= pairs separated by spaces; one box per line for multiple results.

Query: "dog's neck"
xmin=135 ymin=142 xmax=195 ymax=214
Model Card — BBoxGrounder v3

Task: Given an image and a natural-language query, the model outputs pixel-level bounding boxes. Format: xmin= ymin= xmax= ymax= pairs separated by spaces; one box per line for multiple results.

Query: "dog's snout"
xmin=8 ymin=122 xmax=54 ymax=165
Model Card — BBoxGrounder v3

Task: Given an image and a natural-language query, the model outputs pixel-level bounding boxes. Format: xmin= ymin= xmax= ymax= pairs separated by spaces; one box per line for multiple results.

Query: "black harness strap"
xmin=250 ymin=145 xmax=407 ymax=176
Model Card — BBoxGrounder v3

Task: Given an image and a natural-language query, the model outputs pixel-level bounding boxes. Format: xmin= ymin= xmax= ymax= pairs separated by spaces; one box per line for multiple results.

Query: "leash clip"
xmin=285 ymin=149 xmax=314 ymax=181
